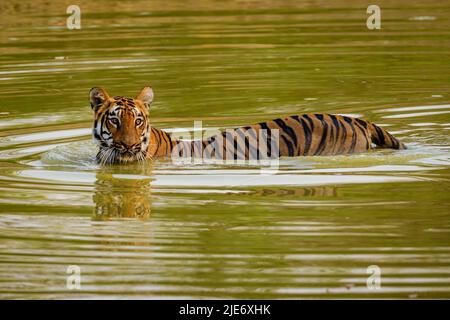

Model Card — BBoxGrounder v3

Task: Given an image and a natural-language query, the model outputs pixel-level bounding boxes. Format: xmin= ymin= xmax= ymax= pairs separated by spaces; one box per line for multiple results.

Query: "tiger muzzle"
xmin=113 ymin=142 xmax=141 ymax=153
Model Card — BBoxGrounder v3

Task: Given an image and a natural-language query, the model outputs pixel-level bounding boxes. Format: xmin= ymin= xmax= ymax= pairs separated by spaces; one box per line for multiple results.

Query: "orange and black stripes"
xmin=146 ymin=114 xmax=406 ymax=160
xmin=91 ymin=88 xmax=406 ymax=164
xmin=148 ymin=127 xmax=176 ymax=157
xmin=368 ymin=122 xmax=406 ymax=150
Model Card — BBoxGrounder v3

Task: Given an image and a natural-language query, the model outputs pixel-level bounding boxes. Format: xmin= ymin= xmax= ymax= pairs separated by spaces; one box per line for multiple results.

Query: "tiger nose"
xmin=118 ymin=141 xmax=136 ymax=150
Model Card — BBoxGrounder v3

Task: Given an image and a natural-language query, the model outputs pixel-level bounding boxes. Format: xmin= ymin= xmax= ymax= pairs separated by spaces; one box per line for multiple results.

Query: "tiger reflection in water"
xmin=93 ymin=171 xmax=152 ymax=220
xmin=92 ymin=169 xmax=336 ymax=220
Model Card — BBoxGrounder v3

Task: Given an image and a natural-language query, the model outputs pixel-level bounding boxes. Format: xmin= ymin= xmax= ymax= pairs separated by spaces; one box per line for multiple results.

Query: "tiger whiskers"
xmin=98 ymin=147 xmax=114 ymax=165
xmin=136 ymin=150 xmax=146 ymax=163
xmin=97 ymin=146 xmax=149 ymax=165
xmin=97 ymin=147 xmax=117 ymax=165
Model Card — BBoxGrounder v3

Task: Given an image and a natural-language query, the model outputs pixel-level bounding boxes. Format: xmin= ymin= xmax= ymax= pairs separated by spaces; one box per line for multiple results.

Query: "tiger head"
xmin=90 ymin=87 xmax=153 ymax=164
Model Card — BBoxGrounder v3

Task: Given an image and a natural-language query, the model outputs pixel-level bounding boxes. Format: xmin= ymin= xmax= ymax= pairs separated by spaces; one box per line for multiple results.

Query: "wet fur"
xmin=91 ymin=87 xmax=406 ymax=164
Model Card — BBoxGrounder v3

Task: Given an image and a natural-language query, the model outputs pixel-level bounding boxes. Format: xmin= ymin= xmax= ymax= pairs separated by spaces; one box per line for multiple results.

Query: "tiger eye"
xmin=109 ymin=118 xmax=119 ymax=126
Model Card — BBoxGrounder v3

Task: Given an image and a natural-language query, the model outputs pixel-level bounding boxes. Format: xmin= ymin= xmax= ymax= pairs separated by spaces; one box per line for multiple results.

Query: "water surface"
xmin=0 ymin=0 xmax=450 ymax=299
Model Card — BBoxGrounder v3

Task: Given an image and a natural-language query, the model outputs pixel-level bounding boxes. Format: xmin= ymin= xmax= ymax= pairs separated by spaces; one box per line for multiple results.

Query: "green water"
xmin=0 ymin=0 xmax=450 ymax=299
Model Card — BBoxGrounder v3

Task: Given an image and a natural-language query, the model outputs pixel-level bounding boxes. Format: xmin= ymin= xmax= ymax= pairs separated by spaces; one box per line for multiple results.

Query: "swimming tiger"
xmin=90 ymin=86 xmax=406 ymax=164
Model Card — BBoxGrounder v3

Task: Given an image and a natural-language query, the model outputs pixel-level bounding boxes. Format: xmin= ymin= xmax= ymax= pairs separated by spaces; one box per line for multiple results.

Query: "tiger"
xmin=90 ymin=86 xmax=406 ymax=164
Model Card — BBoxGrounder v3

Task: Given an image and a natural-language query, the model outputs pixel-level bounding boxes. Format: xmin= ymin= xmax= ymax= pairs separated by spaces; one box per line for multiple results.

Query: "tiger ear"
xmin=136 ymin=86 xmax=154 ymax=109
xmin=89 ymin=87 xmax=110 ymax=112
